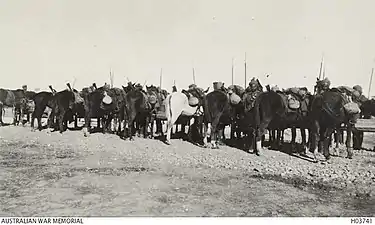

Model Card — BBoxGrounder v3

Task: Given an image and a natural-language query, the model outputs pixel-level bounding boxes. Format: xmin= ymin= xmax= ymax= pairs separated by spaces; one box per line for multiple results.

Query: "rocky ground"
xmin=0 ymin=113 xmax=374 ymax=216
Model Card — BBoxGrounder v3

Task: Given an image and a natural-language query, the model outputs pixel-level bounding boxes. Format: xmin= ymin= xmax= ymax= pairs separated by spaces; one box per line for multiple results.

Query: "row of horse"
xmin=1 ymin=81 xmax=375 ymax=163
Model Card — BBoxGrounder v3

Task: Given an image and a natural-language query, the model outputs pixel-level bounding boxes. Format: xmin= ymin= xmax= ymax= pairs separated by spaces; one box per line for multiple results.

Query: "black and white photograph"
xmin=0 ymin=0 xmax=374 ymax=220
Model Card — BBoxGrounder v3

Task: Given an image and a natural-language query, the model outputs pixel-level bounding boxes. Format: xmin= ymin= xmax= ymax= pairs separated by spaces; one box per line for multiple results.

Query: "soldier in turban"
xmin=315 ymin=77 xmax=331 ymax=95
xmin=243 ymin=77 xmax=263 ymax=112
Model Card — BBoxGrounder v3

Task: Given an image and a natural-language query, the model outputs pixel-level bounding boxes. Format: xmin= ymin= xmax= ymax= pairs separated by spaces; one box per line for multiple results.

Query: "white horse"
xmin=164 ymin=91 xmax=207 ymax=145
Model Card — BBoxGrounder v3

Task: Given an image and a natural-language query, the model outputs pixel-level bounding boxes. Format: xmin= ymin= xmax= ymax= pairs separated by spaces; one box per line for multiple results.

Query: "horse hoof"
xmin=165 ymin=140 xmax=171 ymax=145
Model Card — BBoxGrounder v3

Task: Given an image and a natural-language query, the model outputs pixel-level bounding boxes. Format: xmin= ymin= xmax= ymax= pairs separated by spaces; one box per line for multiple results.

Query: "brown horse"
xmin=309 ymin=89 xmax=359 ymax=162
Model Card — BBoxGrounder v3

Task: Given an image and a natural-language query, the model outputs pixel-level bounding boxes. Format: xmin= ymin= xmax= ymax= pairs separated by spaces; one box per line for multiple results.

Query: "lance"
xmin=72 ymin=77 xmax=77 ymax=89
xmin=244 ymin=52 xmax=247 ymax=87
xmin=232 ymin=57 xmax=234 ymax=85
xmin=159 ymin=68 xmax=163 ymax=88
xmin=192 ymin=67 xmax=196 ymax=84
xmin=318 ymin=53 xmax=324 ymax=80
xmin=368 ymin=67 xmax=374 ymax=99
xmin=109 ymin=68 xmax=114 ymax=88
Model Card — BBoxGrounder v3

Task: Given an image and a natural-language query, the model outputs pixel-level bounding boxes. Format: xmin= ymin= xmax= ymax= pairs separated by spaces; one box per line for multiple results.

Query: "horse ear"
xmin=204 ymin=87 xmax=210 ymax=93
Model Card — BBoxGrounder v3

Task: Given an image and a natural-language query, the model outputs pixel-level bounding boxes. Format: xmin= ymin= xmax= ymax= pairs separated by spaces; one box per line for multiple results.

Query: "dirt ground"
xmin=0 ymin=112 xmax=374 ymax=216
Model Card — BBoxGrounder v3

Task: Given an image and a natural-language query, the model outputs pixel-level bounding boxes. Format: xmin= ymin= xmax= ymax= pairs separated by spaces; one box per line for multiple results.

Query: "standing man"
xmin=352 ymin=85 xmax=369 ymax=150
xmin=243 ymin=77 xmax=263 ymax=112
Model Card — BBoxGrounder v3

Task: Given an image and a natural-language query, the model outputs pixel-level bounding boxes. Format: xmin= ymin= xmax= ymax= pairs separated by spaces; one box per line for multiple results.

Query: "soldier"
xmin=22 ymin=85 xmax=27 ymax=92
xmin=315 ymin=77 xmax=331 ymax=95
xmin=188 ymin=84 xmax=197 ymax=90
xmin=243 ymin=77 xmax=263 ymax=112
xmin=103 ymin=82 xmax=111 ymax=90
xmin=352 ymin=85 xmax=368 ymax=150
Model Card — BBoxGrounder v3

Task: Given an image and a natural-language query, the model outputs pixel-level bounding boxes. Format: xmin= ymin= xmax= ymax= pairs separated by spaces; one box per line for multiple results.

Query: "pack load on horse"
xmin=184 ymin=84 xmax=201 ymax=107
xmin=332 ymin=85 xmax=361 ymax=116
xmin=227 ymin=84 xmax=243 ymax=105
xmin=277 ymin=87 xmax=308 ymax=110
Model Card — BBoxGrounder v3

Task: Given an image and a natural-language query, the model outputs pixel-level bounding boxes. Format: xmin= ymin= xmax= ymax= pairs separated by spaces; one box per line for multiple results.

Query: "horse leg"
xmin=20 ymin=107 xmax=25 ymax=126
xmin=144 ymin=115 xmax=151 ymax=139
xmin=158 ymin=119 xmax=164 ymax=136
xmin=256 ymin=118 xmax=272 ymax=155
xmin=165 ymin=111 xmax=180 ymax=145
xmin=346 ymin=124 xmax=354 ymax=159
xmin=268 ymin=129 xmax=275 ymax=147
xmin=107 ymin=115 xmax=113 ymax=134
xmin=358 ymin=131 xmax=364 ymax=150
xmin=217 ymin=125 xmax=225 ymax=146
xmin=47 ymin=109 xmax=55 ymax=130
xmin=209 ymin=113 xmax=222 ymax=149
xmin=116 ymin=115 xmax=122 ymax=136
xmin=332 ymin=128 xmax=340 ymax=156
xmin=339 ymin=129 xmax=344 ymax=145
xmin=74 ymin=115 xmax=78 ymax=129
xmin=101 ymin=116 xmax=106 ymax=134
xmin=323 ymin=127 xmax=334 ymax=161
xmin=275 ymin=129 xmax=282 ymax=150
xmin=0 ymin=104 xmax=4 ymax=126
xmin=83 ymin=110 xmax=91 ymax=137
xmin=230 ymin=122 xmax=235 ymax=140
xmin=57 ymin=111 xmax=65 ymax=133
xmin=311 ymin=120 xmax=321 ymax=163
xmin=12 ymin=106 xmax=17 ymax=125
xmin=127 ymin=115 xmax=137 ymax=141
xmin=300 ymin=128 xmax=308 ymax=155
xmin=291 ymin=127 xmax=297 ymax=153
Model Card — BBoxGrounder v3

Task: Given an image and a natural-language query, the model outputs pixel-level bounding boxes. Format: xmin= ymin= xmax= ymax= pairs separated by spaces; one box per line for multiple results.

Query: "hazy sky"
xmin=1 ymin=0 xmax=375 ymax=96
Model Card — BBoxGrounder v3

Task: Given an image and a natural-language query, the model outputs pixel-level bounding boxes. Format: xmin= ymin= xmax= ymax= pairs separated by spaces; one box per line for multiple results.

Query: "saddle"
xmin=278 ymin=92 xmax=301 ymax=112
xmin=228 ymin=92 xmax=241 ymax=105
xmin=331 ymin=87 xmax=361 ymax=115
